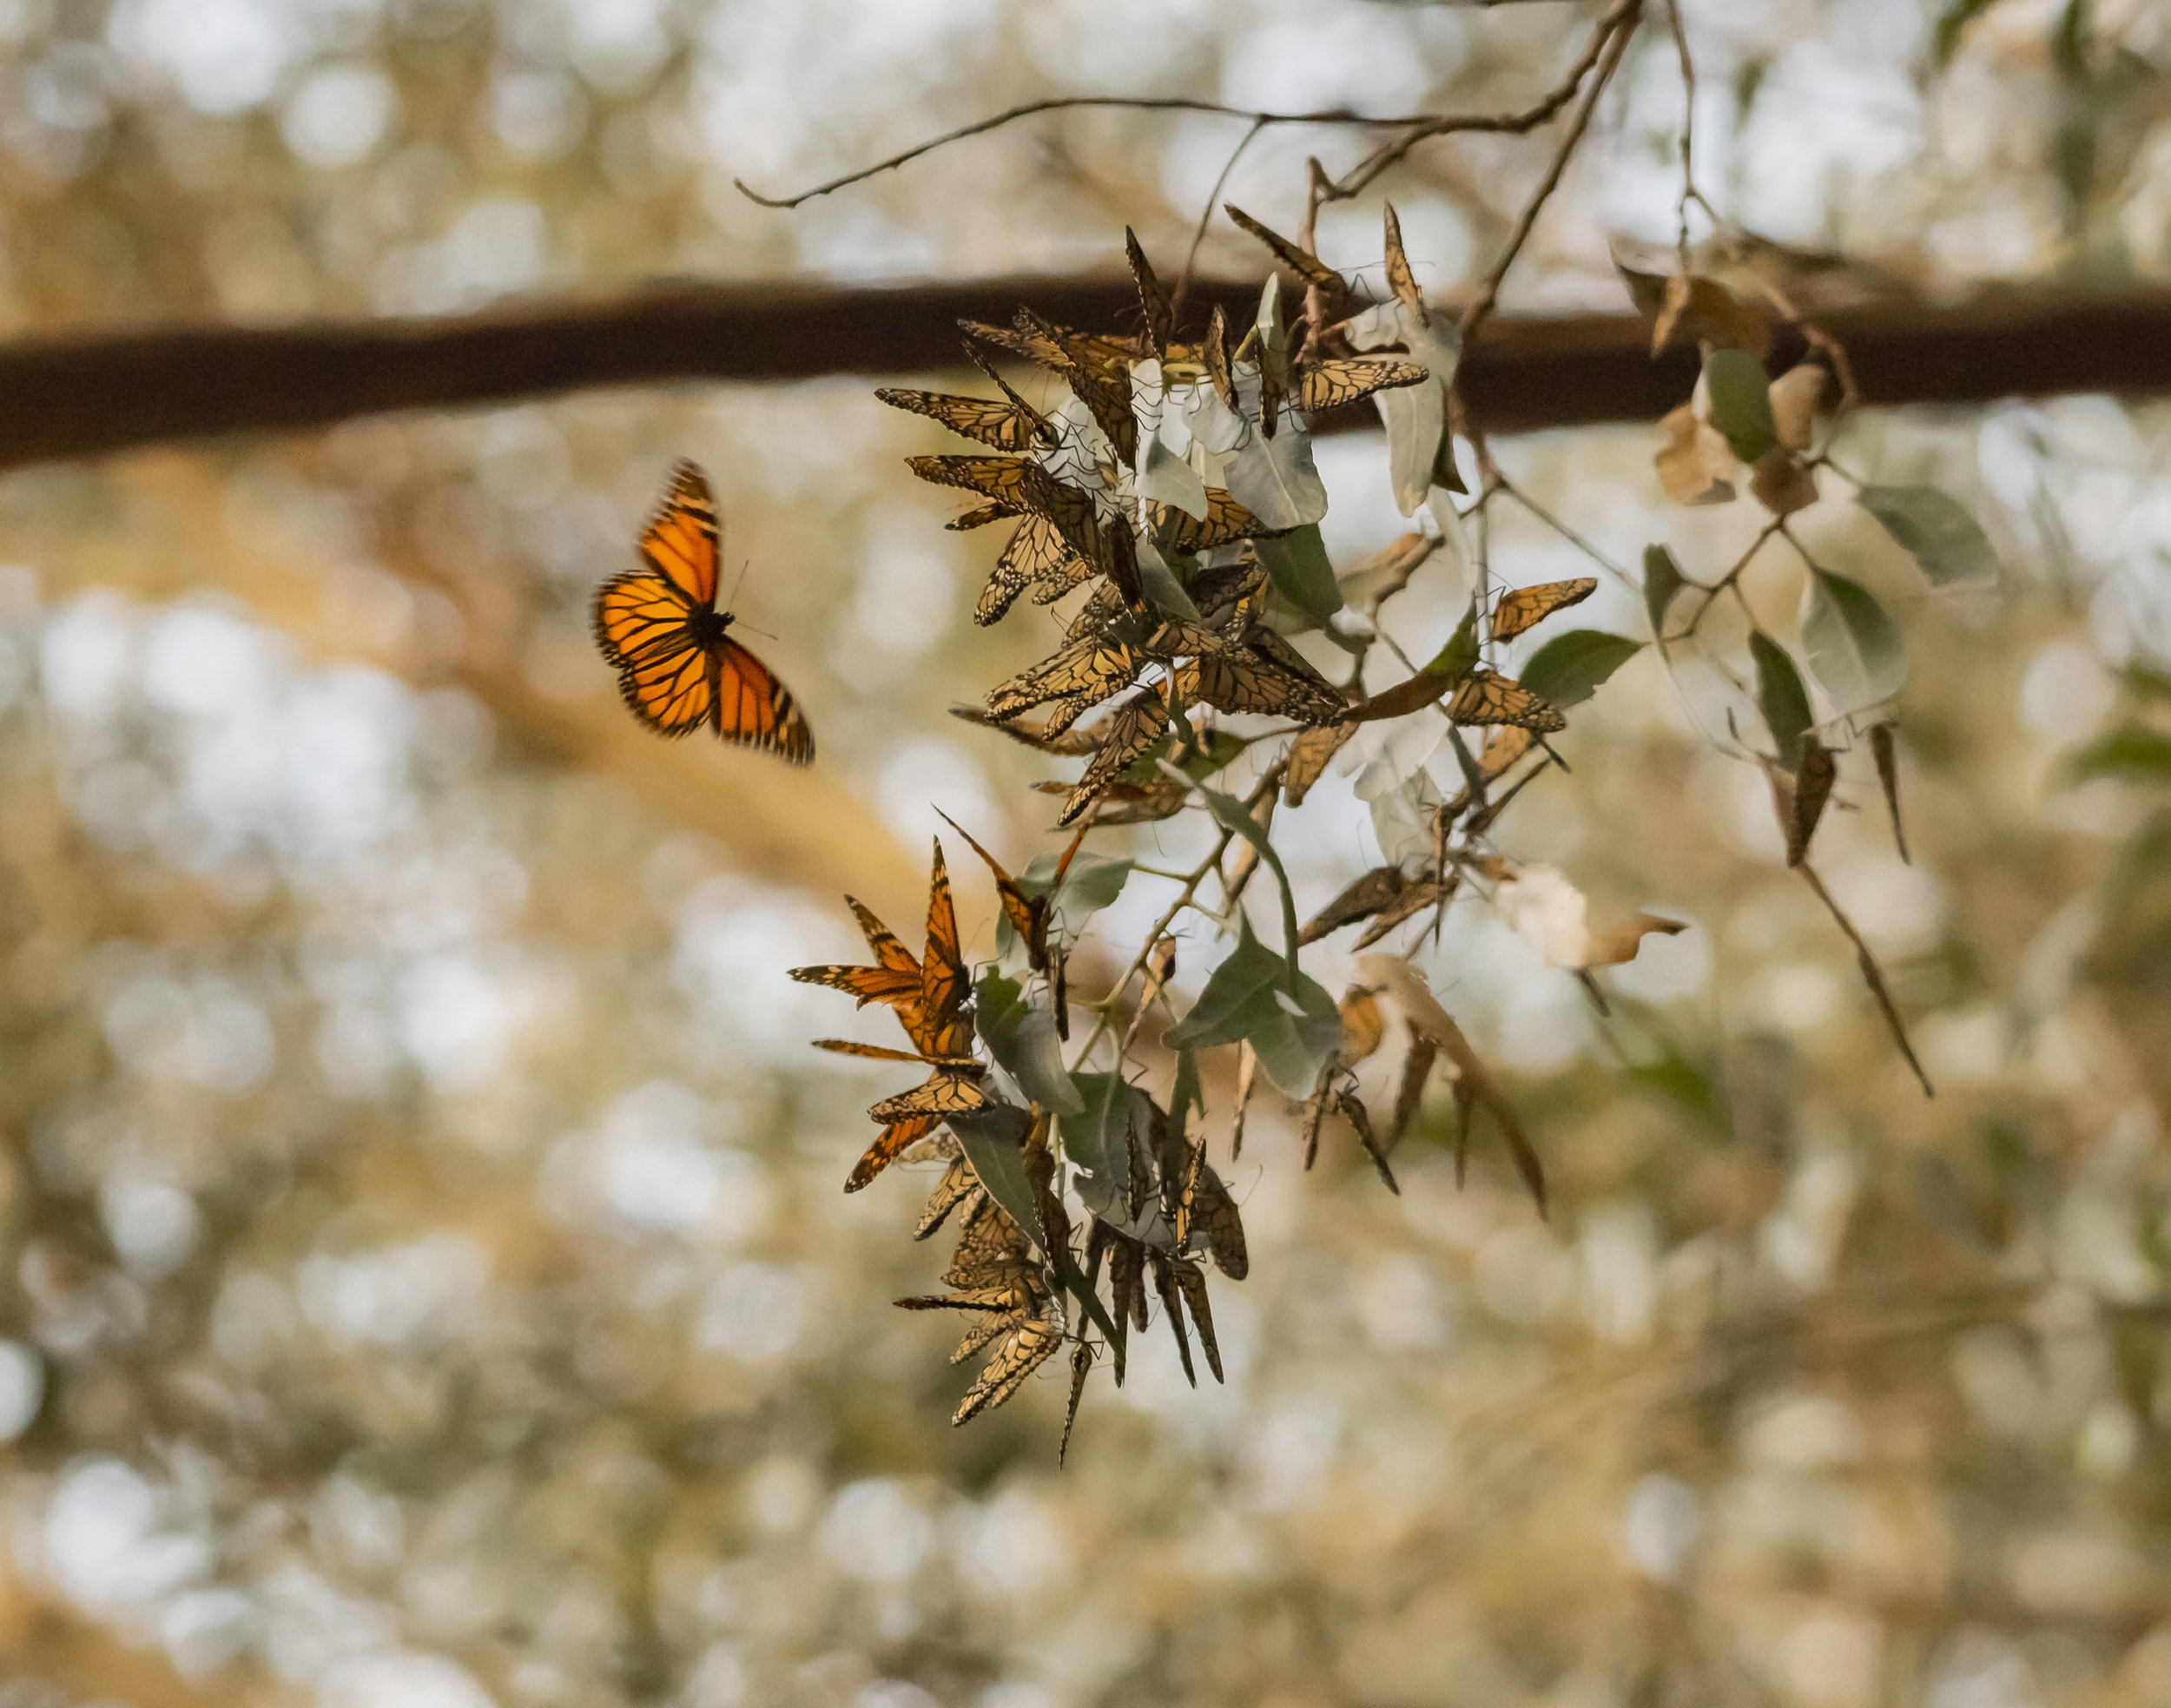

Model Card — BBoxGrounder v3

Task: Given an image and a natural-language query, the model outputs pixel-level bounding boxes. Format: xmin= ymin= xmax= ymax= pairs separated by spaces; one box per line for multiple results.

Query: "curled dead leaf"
xmin=1656 ymin=403 xmax=1737 ymax=506
xmin=1871 ymin=722 xmax=1910 ymax=864
xmin=1583 ymin=913 xmax=1692 ymax=968
xmin=1749 ymin=446 xmax=1818 ymax=516
xmin=1492 ymin=862 xmax=1689 ymax=970
xmin=1785 ymin=734 xmax=1837 ymax=867
xmin=1650 ymin=274 xmax=1775 ymax=360
xmin=1768 ymin=362 xmax=1827 ymax=452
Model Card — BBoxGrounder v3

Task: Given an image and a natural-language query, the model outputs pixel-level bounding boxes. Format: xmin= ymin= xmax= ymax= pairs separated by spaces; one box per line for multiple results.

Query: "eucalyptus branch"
xmin=1681 ymin=517 xmax=1785 ymax=638
xmin=1495 ymin=472 xmax=1639 ymax=590
xmin=1066 ymin=765 xmax=1283 ymax=1073
xmin=1666 ymin=0 xmax=1699 ymax=263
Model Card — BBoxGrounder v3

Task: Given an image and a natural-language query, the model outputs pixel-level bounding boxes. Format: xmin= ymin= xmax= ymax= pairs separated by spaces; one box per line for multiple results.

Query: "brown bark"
xmin=1 ymin=278 xmax=2167 ymax=472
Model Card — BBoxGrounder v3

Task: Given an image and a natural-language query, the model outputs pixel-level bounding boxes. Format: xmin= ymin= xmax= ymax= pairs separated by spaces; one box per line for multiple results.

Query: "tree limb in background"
xmin=3 ymin=282 xmax=2168 ymax=473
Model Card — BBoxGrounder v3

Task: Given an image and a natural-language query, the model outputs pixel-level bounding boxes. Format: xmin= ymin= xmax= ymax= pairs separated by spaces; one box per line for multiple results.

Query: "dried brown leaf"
xmin=1337 ymin=531 xmax=1437 ymax=614
xmin=1650 ymin=274 xmax=1774 ymax=359
xmin=1299 ymin=865 xmax=1413 ymax=946
xmin=1582 ymin=912 xmax=1691 ymax=969
xmin=1871 ymin=722 xmax=1910 ymax=863
xmin=1229 ymin=1040 xmax=1257 ymax=1162
xmin=1768 ymin=361 xmax=1827 ymax=452
xmin=1749 ymin=446 xmax=1818 ymax=516
xmin=1786 ymin=734 xmax=1838 ymax=867
xmin=1656 ymin=403 xmax=1737 ymax=506
xmin=1351 ymin=874 xmax=1452 ymax=950
xmin=1349 ymin=669 xmax=1457 ymax=723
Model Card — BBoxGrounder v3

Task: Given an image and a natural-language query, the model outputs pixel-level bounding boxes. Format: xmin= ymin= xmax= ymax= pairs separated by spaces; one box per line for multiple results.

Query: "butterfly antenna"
xmin=734 ymin=620 xmax=777 ymax=641
xmin=723 ymin=557 xmax=752 ymax=613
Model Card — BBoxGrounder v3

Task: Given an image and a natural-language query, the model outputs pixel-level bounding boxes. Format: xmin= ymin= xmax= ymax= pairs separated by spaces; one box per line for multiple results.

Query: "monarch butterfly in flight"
xmin=592 ymin=460 xmax=815 ymax=764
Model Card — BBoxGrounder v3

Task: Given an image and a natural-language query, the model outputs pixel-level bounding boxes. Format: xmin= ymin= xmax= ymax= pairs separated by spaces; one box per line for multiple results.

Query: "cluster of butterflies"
xmin=584 ymin=208 xmax=1617 ymax=1440
xmin=788 ymin=834 xmax=1252 ymax=1436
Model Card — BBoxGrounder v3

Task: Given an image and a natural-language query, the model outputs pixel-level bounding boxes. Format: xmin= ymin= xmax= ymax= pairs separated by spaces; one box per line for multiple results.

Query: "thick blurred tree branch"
xmin=3 ymin=280 xmax=2171 ymax=472
xmin=0 ymin=1555 xmax=300 ymax=1708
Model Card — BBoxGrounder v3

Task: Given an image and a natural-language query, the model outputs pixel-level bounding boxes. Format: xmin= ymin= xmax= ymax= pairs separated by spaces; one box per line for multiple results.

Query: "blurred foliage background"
xmin=2 ymin=2 xmax=2171 ymax=1706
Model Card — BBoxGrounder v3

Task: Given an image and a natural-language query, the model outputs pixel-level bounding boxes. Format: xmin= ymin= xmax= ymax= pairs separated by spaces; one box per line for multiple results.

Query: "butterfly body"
xmin=593 ymin=459 xmax=815 ymax=763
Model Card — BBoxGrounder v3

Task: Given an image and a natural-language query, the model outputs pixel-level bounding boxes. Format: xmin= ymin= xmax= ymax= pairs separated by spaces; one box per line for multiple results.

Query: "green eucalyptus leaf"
xmin=1053 ymin=854 xmax=1132 ymax=926
xmin=1135 ymin=534 xmax=1204 ymax=619
xmin=1422 ymin=599 xmax=1480 ymax=683
xmin=973 ymin=970 xmax=1084 ymax=1116
xmin=1244 ymin=973 xmax=1343 ymax=1097
xmin=1750 ymin=630 xmax=1814 ymax=768
xmin=1064 ymin=1072 xmax=1171 ymax=1248
xmin=1857 ymin=485 xmax=1998 ymax=585
xmin=2121 ymin=662 xmax=2171 ymax=702
xmin=1252 ymin=524 xmax=1343 ymax=622
xmin=947 ymin=1103 xmax=1042 ymax=1237
xmin=1935 ymin=0 xmax=2000 ymax=63
xmin=1801 ymin=570 xmax=1907 ymax=711
xmin=950 ymin=1101 xmax=1124 ymax=1351
xmin=1163 ymin=916 xmax=1287 ymax=1052
xmin=1161 ymin=920 xmax=1339 ymax=1097
xmin=1224 ymin=414 xmax=1329 ymax=531
xmin=1520 ymin=630 xmax=1643 ymax=710
xmin=1255 ymin=274 xmax=1289 ymax=386
xmin=1643 ymin=544 xmax=1686 ymax=639
xmin=1705 ymin=349 xmax=1778 ymax=462
xmin=1171 ymin=1046 xmax=1204 ymax=1128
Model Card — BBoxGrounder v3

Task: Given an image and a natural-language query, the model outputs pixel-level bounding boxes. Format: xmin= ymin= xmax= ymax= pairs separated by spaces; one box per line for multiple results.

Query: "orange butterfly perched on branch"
xmin=591 ymin=459 xmax=815 ymax=764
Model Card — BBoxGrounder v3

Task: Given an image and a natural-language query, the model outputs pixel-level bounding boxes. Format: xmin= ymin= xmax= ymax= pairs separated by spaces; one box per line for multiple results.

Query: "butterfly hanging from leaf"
xmin=592 ymin=459 xmax=815 ymax=764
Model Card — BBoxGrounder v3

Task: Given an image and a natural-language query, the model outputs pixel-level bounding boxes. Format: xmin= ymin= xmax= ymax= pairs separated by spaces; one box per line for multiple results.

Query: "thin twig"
xmin=1495 ymin=472 xmax=1639 ymax=592
xmin=1797 ymin=864 xmax=1936 ymax=1098
xmin=1171 ymin=116 xmax=1268 ymax=325
xmin=1681 ymin=517 xmax=1785 ymax=638
xmin=1666 ymin=0 xmax=1699 ymax=264
xmin=1068 ymin=765 xmax=1284 ymax=1073
xmin=1457 ymin=4 xmax=1639 ymax=349
xmin=741 ymin=2 xmax=1640 ymax=214
xmin=736 ymin=96 xmax=1489 ymax=210
xmin=1324 ymin=0 xmax=1640 ymax=205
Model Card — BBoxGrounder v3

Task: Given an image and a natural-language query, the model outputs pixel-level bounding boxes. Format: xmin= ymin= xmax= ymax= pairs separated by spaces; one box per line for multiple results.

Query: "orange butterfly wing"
xmin=594 ymin=461 xmax=815 ymax=764
xmin=713 ymin=636 xmax=815 ymax=765
xmin=639 ymin=459 xmax=721 ymax=607
xmin=608 ymin=617 xmax=716 ymax=736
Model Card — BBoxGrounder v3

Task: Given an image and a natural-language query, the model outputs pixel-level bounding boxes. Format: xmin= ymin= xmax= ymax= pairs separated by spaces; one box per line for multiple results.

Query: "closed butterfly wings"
xmin=592 ymin=460 xmax=815 ymax=764
xmin=789 ymin=841 xmax=992 ymax=1190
